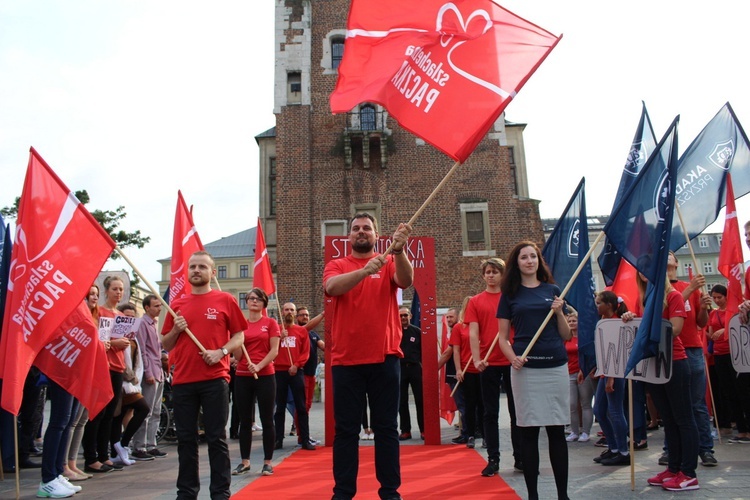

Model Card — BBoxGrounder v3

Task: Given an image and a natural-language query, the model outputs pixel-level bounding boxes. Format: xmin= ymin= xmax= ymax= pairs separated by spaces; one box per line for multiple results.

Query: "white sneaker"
xmin=114 ymin=442 xmax=131 ymax=463
xmin=110 ymin=455 xmax=135 ymax=466
xmin=578 ymin=432 xmax=590 ymax=442
xmin=37 ymin=477 xmax=75 ymax=498
xmin=57 ymin=475 xmax=82 ymax=493
xmin=251 ymin=423 xmax=263 ymax=431
xmin=566 ymin=433 xmax=579 ymax=442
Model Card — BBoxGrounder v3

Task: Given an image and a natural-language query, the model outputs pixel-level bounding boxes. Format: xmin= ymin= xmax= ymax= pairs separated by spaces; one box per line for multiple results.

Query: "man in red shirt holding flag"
xmin=161 ymin=251 xmax=247 ymax=500
xmin=324 ymin=213 xmax=412 ymax=500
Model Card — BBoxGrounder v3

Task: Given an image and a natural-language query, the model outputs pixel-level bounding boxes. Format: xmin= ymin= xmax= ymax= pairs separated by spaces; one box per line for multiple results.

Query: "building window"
xmin=360 ymin=104 xmax=376 ymax=130
xmin=703 ymin=261 xmax=714 ymax=274
xmin=287 ymin=72 xmax=301 ymax=104
xmin=460 ymin=201 xmax=494 ymax=256
xmin=716 ymin=235 xmax=722 ymax=246
xmin=698 ymin=236 xmax=708 ymax=248
xmin=240 ymin=265 xmax=249 ymax=278
xmin=331 ymin=37 xmax=345 ymax=69
xmin=508 ymin=147 xmax=519 ymax=195
xmin=269 ymin=157 xmax=277 ymax=216
xmin=683 ymin=263 xmax=693 ymax=276
xmin=217 ymin=266 xmax=227 ymax=279
xmin=465 ymin=212 xmax=485 ymax=242
xmin=239 ymin=292 xmax=248 ymax=310
xmin=322 ymin=220 xmax=348 ymax=247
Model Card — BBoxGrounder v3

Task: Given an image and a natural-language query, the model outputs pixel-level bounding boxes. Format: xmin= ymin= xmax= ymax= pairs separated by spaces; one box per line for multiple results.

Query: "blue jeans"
xmin=626 ymin=380 xmax=647 ymax=443
xmin=648 ymin=359 xmax=698 ymax=477
xmin=332 ymin=356 xmax=401 ymax=500
xmin=173 ymin=379 xmax=231 ymax=500
xmin=41 ymin=380 xmax=75 ymax=483
xmin=593 ymin=377 xmax=627 ymax=452
xmin=686 ymin=347 xmax=713 ymax=453
xmin=447 ymin=377 xmax=468 ymax=438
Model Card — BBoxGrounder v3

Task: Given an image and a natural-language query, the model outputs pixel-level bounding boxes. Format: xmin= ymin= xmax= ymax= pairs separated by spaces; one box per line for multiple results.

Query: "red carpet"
xmin=234 ymin=445 xmax=519 ymax=499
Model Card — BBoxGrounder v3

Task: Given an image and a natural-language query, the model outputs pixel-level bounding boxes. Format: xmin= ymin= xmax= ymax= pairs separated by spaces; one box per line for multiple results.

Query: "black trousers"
xmin=399 ymin=362 xmax=423 ymax=434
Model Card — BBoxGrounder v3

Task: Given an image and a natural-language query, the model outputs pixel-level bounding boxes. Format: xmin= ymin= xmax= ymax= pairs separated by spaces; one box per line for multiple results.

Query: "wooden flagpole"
xmin=449 ymin=355 xmax=473 ymax=398
xmin=114 ymin=247 xmax=207 ymax=353
xmin=450 ymin=330 xmax=503 ymax=397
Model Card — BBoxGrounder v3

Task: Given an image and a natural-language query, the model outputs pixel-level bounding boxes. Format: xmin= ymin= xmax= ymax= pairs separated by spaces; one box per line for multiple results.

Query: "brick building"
xmin=258 ymin=0 xmax=545 ymax=312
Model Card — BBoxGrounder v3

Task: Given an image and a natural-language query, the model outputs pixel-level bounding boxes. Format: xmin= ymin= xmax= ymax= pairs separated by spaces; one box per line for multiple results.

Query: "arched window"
xmin=360 ymin=104 xmax=376 ymax=131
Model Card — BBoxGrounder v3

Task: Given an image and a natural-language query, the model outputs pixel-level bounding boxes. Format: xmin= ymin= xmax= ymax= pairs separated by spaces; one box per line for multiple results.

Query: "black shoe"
xmin=19 ymin=459 xmax=42 ymax=469
xmin=634 ymin=441 xmax=648 ymax=450
xmin=466 ymin=437 xmax=475 ymax=449
xmin=148 ymin=448 xmax=168 ymax=458
xmin=451 ymin=436 xmax=468 ymax=444
xmin=600 ymin=453 xmax=631 ymax=466
xmin=481 ymin=460 xmax=499 ymax=477
xmin=699 ymin=451 xmax=718 ymax=467
xmin=274 ymin=441 xmax=283 ymax=450
xmin=232 ymin=463 xmax=250 ymax=475
xmin=230 ymin=431 xmax=239 ymax=439
xmin=658 ymin=452 xmax=669 ymax=466
xmin=301 ymin=441 xmax=317 ymax=451
xmin=513 ymin=460 xmax=523 ymax=472
xmin=84 ymin=464 xmax=113 ymax=473
xmin=593 ymin=449 xmax=615 ymax=463
xmin=30 ymin=446 xmax=43 ymax=457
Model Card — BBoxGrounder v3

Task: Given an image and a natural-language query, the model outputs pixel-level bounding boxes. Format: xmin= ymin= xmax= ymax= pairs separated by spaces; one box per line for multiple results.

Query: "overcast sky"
xmin=1 ymin=0 xmax=749 ymax=288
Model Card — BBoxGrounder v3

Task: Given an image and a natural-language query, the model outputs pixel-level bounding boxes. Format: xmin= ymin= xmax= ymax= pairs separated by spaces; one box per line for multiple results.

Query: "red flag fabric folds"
xmin=718 ymin=173 xmax=744 ymax=318
xmin=32 ymin=302 xmax=113 ymax=418
xmin=330 ymin=0 xmax=561 ymax=162
xmin=0 ymin=148 xmax=115 ymax=414
xmin=169 ymin=191 xmax=205 ymax=303
xmin=253 ymin=218 xmax=276 ymax=297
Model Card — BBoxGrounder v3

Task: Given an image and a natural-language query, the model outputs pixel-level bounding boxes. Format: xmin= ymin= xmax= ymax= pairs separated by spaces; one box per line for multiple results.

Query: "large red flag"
xmin=169 ymin=191 xmax=205 ymax=303
xmin=32 ymin=302 xmax=113 ymax=418
xmin=253 ymin=218 xmax=275 ymax=296
xmin=718 ymin=173 xmax=744 ymax=318
xmin=439 ymin=315 xmax=456 ymax=424
xmin=0 ymin=148 xmax=115 ymax=414
xmin=330 ymin=0 xmax=561 ymax=162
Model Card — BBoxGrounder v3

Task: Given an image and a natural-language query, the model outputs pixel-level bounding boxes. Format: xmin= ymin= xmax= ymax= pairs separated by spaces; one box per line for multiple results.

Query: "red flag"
xmin=439 ymin=315 xmax=456 ymax=424
xmin=718 ymin=173 xmax=744 ymax=318
xmin=253 ymin=218 xmax=275 ymax=296
xmin=32 ymin=302 xmax=113 ymax=418
xmin=0 ymin=148 xmax=115 ymax=414
xmin=610 ymin=260 xmax=639 ymax=313
xmin=169 ymin=191 xmax=205 ymax=303
xmin=330 ymin=0 xmax=561 ymax=162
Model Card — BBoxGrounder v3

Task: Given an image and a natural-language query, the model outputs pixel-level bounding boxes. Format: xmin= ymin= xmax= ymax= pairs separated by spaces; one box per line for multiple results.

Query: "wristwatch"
xmin=221 ymin=347 xmax=229 ymax=357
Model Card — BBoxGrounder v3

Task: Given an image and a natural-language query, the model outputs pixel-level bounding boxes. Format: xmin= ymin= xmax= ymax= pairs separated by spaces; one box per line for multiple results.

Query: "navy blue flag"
xmin=599 ymin=102 xmax=657 ymax=284
xmin=542 ymin=178 xmax=599 ymax=375
xmin=670 ymin=102 xmax=750 ymax=251
xmin=602 ymin=116 xmax=680 ymax=376
xmin=410 ymin=288 xmax=421 ymax=328
xmin=0 ymin=214 xmax=11 ymax=337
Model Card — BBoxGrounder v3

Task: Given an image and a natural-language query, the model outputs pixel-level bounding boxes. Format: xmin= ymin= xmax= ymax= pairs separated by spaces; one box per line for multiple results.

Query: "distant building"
xmin=157 ymin=227 xmax=280 ymax=317
xmin=542 ymin=216 xmax=726 ymax=292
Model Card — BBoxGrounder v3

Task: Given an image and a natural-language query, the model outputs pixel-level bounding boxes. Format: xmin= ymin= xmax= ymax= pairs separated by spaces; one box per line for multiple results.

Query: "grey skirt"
xmin=510 ymin=364 xmax=570 ymax=427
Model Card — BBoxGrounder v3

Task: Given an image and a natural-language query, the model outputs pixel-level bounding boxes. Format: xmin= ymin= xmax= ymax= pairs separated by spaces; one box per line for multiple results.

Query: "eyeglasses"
xmin=246 ymin=296 xmax=262 ymax=302
xmin=399 ymin=314 xmax=409 ymax=318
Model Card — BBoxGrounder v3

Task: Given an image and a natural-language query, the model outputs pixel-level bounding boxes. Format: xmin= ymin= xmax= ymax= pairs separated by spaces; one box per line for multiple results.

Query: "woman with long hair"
xmin=81 ymin=276 xmax=133 ymax=473
xmin=497 ymin=241 xmax=571 ymax=500
xmin=231 ymin=287 xmax=280 ymax=476
xmin=591 ymin=291 xmax=631 ymax=466
xmin=625 ymin=273 xmax=698 ymax=491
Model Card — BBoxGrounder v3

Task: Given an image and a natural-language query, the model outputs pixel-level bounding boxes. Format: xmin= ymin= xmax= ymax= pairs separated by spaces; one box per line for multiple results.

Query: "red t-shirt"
xmin=324 ymin=254 xmax=404 ymax=366
xmin=274 ymin=324 xmax=310 ymax=371
xmin=161 ymin=290 xmax=248 ymax=385
xmin=708 ymin=308 xmax=730 ymax=356
xmin=449 ymin=322 xmax=478 ymax=374
xmin=464 ymin=290 xmax=509 ymax=366
xmin=100 ymin=308 xmax=126 ymax=373
xmin=663 ymin=290 xmax=688 ymax=361
xmin=671 ymin=280 xmax=704 ymax=348
xmin=565 ymin=336 xmax=579 ymax=375
xmin=236 ymin=316 xmax=280 ymax=377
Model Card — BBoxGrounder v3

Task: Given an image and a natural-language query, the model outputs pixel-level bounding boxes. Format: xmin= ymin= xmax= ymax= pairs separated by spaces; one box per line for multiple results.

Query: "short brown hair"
xmin=481 ymin=257 xmax=505 ymax=275
xmin=350 ymin=212 xmax=378 ymax=233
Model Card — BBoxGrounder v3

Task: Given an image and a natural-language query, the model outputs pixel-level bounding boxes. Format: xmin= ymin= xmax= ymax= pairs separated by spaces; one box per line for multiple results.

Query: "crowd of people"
xmin=3 ymin=215 xmax=750 ymax=499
